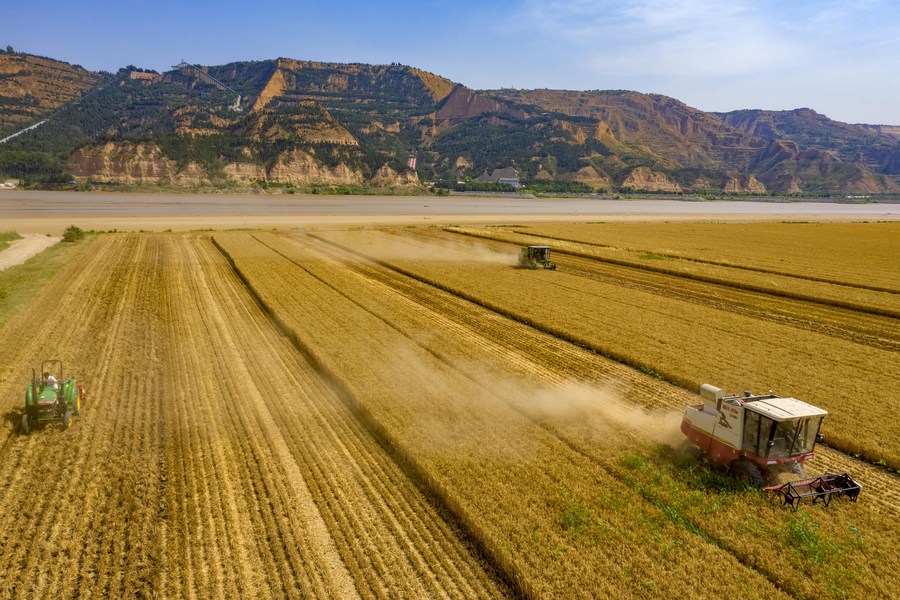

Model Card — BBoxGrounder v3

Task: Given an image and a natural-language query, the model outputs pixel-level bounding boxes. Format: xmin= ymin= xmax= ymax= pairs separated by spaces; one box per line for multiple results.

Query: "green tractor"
xmin=21 ymin=359 xmax=85 ymax=434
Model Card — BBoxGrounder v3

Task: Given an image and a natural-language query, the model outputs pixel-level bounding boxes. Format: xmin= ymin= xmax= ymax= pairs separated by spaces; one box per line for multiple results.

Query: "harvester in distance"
xmin=20 ymin=359 xmax=85 ymax=434
xmin=518 ymin=245 xmax=556 ymax=270
xmin=681 ymin=384 xmax=861 ymax=508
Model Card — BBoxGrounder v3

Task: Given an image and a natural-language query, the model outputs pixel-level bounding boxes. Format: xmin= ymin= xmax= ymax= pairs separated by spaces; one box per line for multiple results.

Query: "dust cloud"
xmin=392 ymin=347 xmax=684 ymax=463
xmin=312 ymin=229 xmax=518 ymax=266
xmin=508 ymin=379 xmax=684 ymax=448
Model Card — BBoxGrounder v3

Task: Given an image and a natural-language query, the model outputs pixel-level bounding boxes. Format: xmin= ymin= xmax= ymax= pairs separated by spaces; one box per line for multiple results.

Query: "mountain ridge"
xmin=1 ymin=50 xmax=898 ymax=194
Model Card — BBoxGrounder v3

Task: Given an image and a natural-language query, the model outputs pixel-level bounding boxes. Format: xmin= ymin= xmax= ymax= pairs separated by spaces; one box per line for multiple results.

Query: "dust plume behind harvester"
xmin=518 ymin=245 xmax=556 ymax=270
xmin=681 ymin=384 xmax=861 ymax=509
xmin=20 ymin=359 xmax=85 ymax=434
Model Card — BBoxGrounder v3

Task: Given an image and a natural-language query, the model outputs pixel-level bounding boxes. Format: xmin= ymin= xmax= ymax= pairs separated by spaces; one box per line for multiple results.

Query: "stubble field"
xmin=0 ymin=219 xmax=897 ymax=599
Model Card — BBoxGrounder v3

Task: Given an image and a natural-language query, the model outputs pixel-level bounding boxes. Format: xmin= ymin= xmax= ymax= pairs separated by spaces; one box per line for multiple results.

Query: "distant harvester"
xmin=518 ymin=246 xmax=556 ymax=270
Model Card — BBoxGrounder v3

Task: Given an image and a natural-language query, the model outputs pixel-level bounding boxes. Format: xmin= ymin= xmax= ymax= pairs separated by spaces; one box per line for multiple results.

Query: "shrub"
xmin=62 ymin=225 xmax=85 ymax=242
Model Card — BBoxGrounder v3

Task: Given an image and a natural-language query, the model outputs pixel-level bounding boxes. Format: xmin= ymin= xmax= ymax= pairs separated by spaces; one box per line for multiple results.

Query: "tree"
xmin=6 ymin=45 xmax=13 ymax=54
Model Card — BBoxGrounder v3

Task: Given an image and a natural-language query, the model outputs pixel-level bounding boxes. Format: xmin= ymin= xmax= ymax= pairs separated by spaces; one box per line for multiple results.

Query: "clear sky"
xmin=5 ymin=0 xmax=900 ymax=124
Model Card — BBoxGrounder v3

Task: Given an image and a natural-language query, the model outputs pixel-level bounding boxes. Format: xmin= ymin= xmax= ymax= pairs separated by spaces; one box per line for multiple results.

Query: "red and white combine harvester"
xmin=681 ymin=384 xmax=861 ymax=509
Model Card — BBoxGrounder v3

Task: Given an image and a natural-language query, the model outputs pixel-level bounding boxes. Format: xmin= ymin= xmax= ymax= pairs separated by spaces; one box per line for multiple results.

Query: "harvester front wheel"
xmin=20 ymin=414 xmax=30 ymax=435
xmin=730 ymin=460 xmax=764 ymax=487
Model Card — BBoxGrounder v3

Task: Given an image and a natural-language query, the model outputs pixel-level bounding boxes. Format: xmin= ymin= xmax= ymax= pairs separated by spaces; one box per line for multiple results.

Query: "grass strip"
xmin=0 ymin=236 xmax=93 ymax=327
xmin=0 ymin=231 xmax=23 ymax=253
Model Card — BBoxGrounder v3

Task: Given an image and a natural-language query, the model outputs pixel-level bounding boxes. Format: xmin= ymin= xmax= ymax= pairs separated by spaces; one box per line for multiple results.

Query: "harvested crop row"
xmin=445 ymin=226 xmax=900 ymax=317
xmin=409 ymin=227 xmax=900 ymax=352
xmin=286 ymin=230 xmax=899 ymax=599
xmin=513 ymin=222 xmax=900 ymax=293
xmin=156 ymin=234 xmax=354 ymax=598
xmin=216 ymin=231 xmax=797 ymax=599
xmin=0 ymin=235 xmax=168 ymax=597
xmin=187 ymin=234 xmax=510 ymax=599
xmin=0 ymin=233 xmax=509 ymax=598
xmin=312 ymin=228 xmax=900 ymax=469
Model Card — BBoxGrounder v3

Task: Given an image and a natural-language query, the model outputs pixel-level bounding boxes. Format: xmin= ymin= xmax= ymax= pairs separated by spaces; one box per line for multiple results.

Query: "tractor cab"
xmin=518 ymin=246 xmax=556 ymax=270
xmin=740 ymin=397 xmax=826 ymax=461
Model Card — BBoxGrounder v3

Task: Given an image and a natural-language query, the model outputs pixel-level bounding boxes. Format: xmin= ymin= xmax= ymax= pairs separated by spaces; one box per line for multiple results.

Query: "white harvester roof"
xmin=745 ymin=397 xmax=828 ymax=421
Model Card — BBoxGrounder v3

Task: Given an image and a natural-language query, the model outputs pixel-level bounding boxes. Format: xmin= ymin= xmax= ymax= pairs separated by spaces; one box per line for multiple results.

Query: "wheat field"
xmin=0 ymin=222 xmax=896 ymax=599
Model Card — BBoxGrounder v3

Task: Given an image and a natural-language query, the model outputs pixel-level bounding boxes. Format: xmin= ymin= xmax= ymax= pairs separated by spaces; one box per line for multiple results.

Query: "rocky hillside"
xmin=1 ymin=51 xmax=898 ymax=194
xmin=0 ymin=51 xmax=103 ymax=138
xmin=719 ymin=108 xmax=900 ymax=180
xmin=489 ymin=89 xmax=898 ymax=193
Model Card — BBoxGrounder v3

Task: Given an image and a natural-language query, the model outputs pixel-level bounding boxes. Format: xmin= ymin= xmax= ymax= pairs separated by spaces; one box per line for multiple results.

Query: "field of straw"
xmin=0 ymin=221 xmax=896 ymax=599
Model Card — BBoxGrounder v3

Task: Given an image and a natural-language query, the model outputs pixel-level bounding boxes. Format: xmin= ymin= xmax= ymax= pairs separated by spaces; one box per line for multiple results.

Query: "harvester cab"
xmin=681 ymin=384 xmax=861 ymax=508
xmin=518 ymin=246 xmax=556 ymax=270
xmin=21 ymin=359 xmax=85 ymax=434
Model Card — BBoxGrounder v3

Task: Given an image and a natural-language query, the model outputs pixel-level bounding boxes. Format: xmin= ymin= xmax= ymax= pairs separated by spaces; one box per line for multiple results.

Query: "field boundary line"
xmin=444 ymin=229 xmax=900 ymax=319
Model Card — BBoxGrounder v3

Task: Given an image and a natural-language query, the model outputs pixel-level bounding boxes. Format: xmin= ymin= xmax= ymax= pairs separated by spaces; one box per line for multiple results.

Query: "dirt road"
xmin=0 ymin=234 xmax=60 ymax=270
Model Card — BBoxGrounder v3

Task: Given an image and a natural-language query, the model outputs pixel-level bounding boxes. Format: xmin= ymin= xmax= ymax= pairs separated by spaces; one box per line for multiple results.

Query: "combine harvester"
xmin=518 ymin=245 xmax=556 ymax=270
xmin=20 ymin=359 xmax=85 ymax=434
xmin=681 ymin=384 xmax=861 ymax=509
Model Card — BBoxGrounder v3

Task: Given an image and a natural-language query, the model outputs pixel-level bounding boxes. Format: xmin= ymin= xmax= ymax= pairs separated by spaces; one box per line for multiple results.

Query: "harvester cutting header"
xmin=681 ymin=384 xmax=861 ymax=509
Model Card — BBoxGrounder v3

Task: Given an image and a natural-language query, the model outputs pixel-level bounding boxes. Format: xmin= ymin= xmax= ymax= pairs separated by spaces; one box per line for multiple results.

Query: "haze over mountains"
xmin=1 ymin=50 xmax=898 ymax=194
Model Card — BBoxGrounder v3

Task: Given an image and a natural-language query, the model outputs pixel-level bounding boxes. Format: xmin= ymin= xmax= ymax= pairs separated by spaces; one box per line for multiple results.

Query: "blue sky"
xmin=5 ymin=0 xmax=900 ymax=124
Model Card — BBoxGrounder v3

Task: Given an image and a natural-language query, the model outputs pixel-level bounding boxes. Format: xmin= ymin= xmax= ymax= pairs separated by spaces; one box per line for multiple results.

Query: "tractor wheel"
xmin=62 ymin=411 xmax=71 ymax=431
xmin=730 ymin=460 xmax=764 ymax=487
xmin=20 ymin=414 xmax=30 ymax=435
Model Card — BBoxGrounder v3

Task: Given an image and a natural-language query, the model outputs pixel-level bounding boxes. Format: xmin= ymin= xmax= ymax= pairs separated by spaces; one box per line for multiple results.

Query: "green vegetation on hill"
xmin=2 ymin=53 xmax=898 ymax=194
